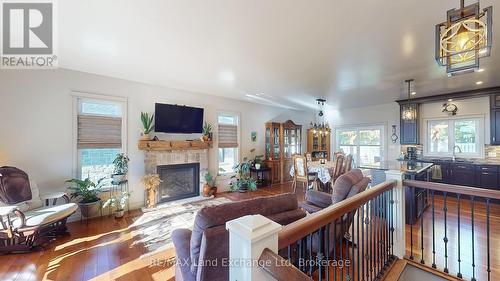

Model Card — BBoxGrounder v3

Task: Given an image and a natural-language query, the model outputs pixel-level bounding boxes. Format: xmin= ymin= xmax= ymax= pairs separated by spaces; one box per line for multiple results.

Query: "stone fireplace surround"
xmin=144 ymin=149 xmax=209 ymax=204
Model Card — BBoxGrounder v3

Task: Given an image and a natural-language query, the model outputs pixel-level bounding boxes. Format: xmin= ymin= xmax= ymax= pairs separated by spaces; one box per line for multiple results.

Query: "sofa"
xmin=299 ymin=169 xmax=371 ymax=255
xmin=172 ymin=193 xmax=307 ymax=281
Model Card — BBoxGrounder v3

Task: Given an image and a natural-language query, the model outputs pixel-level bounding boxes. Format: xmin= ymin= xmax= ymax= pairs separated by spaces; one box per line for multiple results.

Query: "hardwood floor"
xmin=0 ymin=183 xmax=498 ymax=281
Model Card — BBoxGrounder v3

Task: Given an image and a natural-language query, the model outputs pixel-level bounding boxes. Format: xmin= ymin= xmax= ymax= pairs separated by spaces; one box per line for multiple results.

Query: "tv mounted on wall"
xmin=154 ymin=103 xmax=204 ymax=133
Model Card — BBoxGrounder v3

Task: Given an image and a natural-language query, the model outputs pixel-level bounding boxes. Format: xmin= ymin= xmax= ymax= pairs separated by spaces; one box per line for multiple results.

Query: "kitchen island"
xmin=361 ymin=161 xmax=434 ymax=224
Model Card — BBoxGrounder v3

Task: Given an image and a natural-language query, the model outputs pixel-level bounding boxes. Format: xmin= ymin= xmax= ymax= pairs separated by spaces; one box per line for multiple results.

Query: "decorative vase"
xmin=141 ymin=133 xmax=150 ymax=141
xmin=202 ymin=135 xmax=209 ymax=142
xmin=79 ymin=200 xmax=101 ymax=218
xmin=238 ymin=183 xmax=248 ymax=193
xmin=203 ymin=184 xmax=212 ymax=197
xmin=112 ymin=174 xmax=126 ymax=183
xmin=255 ymin=163 xmax=261 ymax=170
xmin=114 ymin=210 xmax=125 ymax=218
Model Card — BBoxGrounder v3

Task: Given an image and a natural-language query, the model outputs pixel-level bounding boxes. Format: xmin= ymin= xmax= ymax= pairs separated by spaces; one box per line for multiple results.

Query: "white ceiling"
xmin=59 ymin=0 xmax=500 ymax=110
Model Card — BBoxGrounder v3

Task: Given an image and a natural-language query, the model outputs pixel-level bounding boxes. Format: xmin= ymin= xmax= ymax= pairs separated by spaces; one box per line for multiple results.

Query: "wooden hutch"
xmin=307 ymin=129 xmax=331 ymax=161
xmin=263 ymin=120 xmax=302 ymax=184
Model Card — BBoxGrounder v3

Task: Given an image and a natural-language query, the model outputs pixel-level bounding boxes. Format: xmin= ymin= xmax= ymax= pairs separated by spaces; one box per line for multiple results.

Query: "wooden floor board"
xmin=0 ymin=183 xmax=498 ymax=280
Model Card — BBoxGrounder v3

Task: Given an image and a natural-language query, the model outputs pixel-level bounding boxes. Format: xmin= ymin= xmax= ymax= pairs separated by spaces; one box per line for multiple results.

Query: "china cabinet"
xmin=264 ymin=120 xmax=302 ymax=184
xmin=306 ymin=129 xmax=331 ymax=161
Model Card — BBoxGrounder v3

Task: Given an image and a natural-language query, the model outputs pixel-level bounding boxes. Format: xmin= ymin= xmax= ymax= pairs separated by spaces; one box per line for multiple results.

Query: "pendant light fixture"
xmin=401 ymin=79 xmax=416 ymax=121
xmin=435 ymin=0 xmax=493 ymax=76
xmin=309 ymin=98 xmax=331 ymax=135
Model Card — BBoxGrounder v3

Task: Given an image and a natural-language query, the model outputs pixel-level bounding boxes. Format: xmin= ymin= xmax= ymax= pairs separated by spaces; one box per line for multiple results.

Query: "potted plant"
xmin=102 ymin=191 xmax=130 ymax=218
xmin=141 ymin=112 xmax=154 ymax=140
xmin=203 ymin=172 xmax=216 ymax=197
xmin=66 ymin=177 xmax=105 ymax=218
xmin=112 ymin=153 xmax=129 ymax=182
xmin=253 ymin=155 xmax=264 ymax=170
xmin=230 ymin=159 xmax=257 ymax=193
xmin=202 ymin=122 xmax=213 ymax=142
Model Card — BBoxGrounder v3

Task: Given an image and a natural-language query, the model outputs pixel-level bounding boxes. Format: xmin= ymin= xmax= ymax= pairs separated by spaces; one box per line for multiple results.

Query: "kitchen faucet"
xmin=452 ymin=145 xmax=462 ymax=161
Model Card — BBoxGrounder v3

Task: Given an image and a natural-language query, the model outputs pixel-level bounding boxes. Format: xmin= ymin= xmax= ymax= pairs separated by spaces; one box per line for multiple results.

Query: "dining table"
xmin=289 ymin=160 xmax=337 ymax=184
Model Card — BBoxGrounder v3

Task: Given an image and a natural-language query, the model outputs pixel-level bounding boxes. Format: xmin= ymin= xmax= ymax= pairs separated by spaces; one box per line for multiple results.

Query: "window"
xmin=425 ymin=117 xmax=483 ymax=157
xmin=217 ymin=113 xmax=239 ymax=174
xmin=74 ymin=95 xmax=126 ymax=184
xmin=335 ymin=125 xmax=385 ymax=168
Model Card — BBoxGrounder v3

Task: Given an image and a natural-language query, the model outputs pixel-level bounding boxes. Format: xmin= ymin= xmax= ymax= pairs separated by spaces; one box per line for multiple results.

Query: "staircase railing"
xmin=403 ymin=180 xmax=500 ymax=281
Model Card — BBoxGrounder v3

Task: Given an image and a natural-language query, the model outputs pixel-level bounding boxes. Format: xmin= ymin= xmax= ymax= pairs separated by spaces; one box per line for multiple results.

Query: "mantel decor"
xmin=138 ymin=140 xmax=212 ymax=151
xmin=435 ymin=0 xmax=493 ymax=76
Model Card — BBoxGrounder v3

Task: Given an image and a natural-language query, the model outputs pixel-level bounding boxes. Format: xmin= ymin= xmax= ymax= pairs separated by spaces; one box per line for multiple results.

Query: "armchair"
xmin=0 ymin=166 xmax=78 ymax=253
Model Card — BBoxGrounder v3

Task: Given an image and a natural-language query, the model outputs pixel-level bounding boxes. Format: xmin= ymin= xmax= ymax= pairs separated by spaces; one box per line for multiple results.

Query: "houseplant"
xmin=141 ymin=112 xmax=154 ymax=140
xmin=102 ymin=191 xmax=130 ymax=218
xmin=66 ymin=177 xmax=105 ymax=218
xmin=202 ymin=122 xmax=213 ymax=141
xmin=112 ymin=153 xmax=129 ymax=182
xmin=253 ymin=155 xmax=264 ymax=169
xmin=203 ymin=171 xmax=218 ymax=197
xmin=229 ymin=159 xmax=257 ymax=193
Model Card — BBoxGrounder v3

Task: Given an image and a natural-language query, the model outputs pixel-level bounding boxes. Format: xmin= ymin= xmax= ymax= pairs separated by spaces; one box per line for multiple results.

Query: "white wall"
xmin=419 ymin=96 xmax=490 ymax=145
xmin=0 ymin=69 xmax=312 ymax=210
xmin=328 ymin=102 xmax=401 ymax=162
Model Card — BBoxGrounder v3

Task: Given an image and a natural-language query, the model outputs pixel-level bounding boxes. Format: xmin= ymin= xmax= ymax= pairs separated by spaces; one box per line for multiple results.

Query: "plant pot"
xmin=112 ymin=174 xmax=127 ymax=183
xmin=202 ymin=135 xmax=209 ymax=141
xmin=202 ymin=184 xmax=212 ymax=197
xmin=211 ymin=186 xmax=218 ymax=196
xmin=255 ymin=163 xmax=261 ymax=170
xmin=114 ymin=210 xmax=125 ymax=218
xmin=141 ymin=133 xmax=151 ymax=141
xmin=238 ymin=183 xmax=248 ymax=193
xmin=79 ymin=200 xmax=101 ymax=218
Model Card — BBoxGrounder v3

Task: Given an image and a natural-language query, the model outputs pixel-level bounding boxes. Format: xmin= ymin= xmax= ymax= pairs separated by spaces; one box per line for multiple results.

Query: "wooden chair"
xmin=305 ymin=153 xmax=312 ymax=163
xmin=343 ymin=154 xmax=353 ymax=173
xmin=331 ymin=154 xmax=345 ymax=183
xmin=292 ymin=155 xmax=318 ymax=194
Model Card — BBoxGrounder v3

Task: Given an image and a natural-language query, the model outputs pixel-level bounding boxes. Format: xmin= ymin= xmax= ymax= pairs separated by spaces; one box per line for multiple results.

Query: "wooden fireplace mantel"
xmin=138 ymin=140 xmax=213 ymax=151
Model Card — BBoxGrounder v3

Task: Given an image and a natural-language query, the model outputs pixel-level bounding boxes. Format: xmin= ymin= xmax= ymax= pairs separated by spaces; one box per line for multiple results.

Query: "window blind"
xmin=218 ymin=124 xmax=238 ymax=148
xmin=78 ymin=115 xmax=122 ymax=148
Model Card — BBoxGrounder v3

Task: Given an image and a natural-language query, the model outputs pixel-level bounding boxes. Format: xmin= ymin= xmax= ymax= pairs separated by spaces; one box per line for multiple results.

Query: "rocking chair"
xmin=0 ymin=166 xmax=78 ymax=253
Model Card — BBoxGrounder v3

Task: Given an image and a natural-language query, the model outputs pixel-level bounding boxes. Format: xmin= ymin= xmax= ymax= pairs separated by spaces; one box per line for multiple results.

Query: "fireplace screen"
xmin=157 ymin=163 xmax=200 ymax=203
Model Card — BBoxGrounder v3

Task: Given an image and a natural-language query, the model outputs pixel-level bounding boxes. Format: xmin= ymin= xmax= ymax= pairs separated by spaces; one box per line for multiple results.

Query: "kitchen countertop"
xmin=399 ymin=157 xmax=500 ymax=165
xmin=360 ymin=161 xmax=434 ymax=174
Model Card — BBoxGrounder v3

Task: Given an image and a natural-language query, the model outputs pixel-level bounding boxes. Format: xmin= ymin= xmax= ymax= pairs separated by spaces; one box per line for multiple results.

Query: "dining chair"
xmin=305 ymin=153 xmax=312 ymax=163
xmin=343 ymin=154 xmax=353 ymax=173
xmin=331 ymin=154 xmax=345 ymax=183
xmin=292 ymin=155 xmax=318 ymax=193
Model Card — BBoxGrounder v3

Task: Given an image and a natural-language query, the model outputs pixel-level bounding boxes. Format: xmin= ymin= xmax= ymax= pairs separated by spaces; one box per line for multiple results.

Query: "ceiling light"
xmin=477 ymin=68 xmax=485 ymax=72
xmin=435 ymin=1 xmax=492 ymax=76
xmin=476 ymin=81 xmax=483 ymax=85
xmin=401 ymin=79 xmax=417 ymax=121
xmin=309 ymin=98 xmax=331 ymax=135
xmin=448 ymin=99 xmax=453 ymax=102
xmin=411 ymin=92 xmax=416 ymax=96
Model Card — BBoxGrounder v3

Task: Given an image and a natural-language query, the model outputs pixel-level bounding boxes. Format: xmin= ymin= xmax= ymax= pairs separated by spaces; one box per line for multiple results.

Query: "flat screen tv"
xmin=154 ymin=103 xmax=204 ymax=133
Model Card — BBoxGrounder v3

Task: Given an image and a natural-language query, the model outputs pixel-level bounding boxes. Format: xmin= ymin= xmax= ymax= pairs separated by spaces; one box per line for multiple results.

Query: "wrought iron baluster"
xmin=346 ymin=211 xmax=351 ymax=281
xmin=457 ymin=194 xmax=462 ymax=278
xmin=409 ymin=186 xmax=414 ymax=260
xmin=298 ymin=237 xmax=304 ymax=272
xmin=420 ymin=190 xmax=425 ymax=265
xmin=340 ymin=213 xmax=345 ymax=280
xmin=288 ymin=245 xmax=292 ymax=261
xmin=327 ymin=223 xmax=331 ymax=281
xmin=334 ymin=219 xmax=337 ymax=281
xmin=361 ymin=203 xmax=366 ymax=281
xmin=486 ymin=198 xmax=491 ymax=281
xmin=390 ymin=188 xmax=394 ymax=257
xmin=319 ymin=226 xmax=324 ymax=281
xmin=431 ymin=190 xmax=436 ymax=269
xmin=309 ymin=233 xmax=313 ymax=276
xmin=471 ymin=196 xmax=476 ymax=281
xmin=377 ymin=195 xmax=381 ymax=277
xmin=443 ymin=191 xmax=449 ymax=273
xmin=369 ymin=199 xmax=374 ymax=281
xmin=384 ymin=191 xmax=389 ymax=266
xmin=357 ymin=206 xmax=360 ymax=281
xmin=351 ymin=211 xmax=355 ymax=281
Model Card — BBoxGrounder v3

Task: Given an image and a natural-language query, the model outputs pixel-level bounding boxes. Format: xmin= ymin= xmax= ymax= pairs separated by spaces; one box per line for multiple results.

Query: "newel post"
xmin=385 ymin=170 xmax=406 ymax=258
xmin=225 ymin=214 xmax=283 ymax=281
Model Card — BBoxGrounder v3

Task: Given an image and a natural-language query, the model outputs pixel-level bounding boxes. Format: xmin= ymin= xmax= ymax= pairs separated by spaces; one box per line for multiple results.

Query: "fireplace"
xmin=157 ymin=163 xmax=200 ymax=203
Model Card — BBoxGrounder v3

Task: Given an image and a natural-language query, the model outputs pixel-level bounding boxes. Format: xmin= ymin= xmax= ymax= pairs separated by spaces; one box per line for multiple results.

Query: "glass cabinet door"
xmin=273 ymin=127 xmax=280 ymax=158
xmin=265 ymin=127 xmax=271 ymax=160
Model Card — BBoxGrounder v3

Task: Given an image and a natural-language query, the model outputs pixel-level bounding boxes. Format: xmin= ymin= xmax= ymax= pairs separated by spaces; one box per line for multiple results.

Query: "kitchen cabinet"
xmin=490 ymin=109 xmax=500 ymax=145
xmin=400 ymin=103 xmax=420 ymax=145
xmin=475 ymin=165 xmax=499 ymax=190
xmin=449 ymin=163 xmax=475 ymax=186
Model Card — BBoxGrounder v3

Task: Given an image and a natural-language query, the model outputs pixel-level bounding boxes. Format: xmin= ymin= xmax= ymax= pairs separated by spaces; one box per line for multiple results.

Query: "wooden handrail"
xmin=404 ymin=180 xmax=500 ymax=200
xmin=278 ymin=180 xmax=397 ymax=249
xmin=258 ymin=248 xmax=313 ymax=281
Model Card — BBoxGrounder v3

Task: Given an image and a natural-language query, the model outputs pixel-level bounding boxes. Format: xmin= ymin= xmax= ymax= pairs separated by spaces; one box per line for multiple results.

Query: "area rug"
xmin=130 ymin=197 xmax=232 ymax=257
